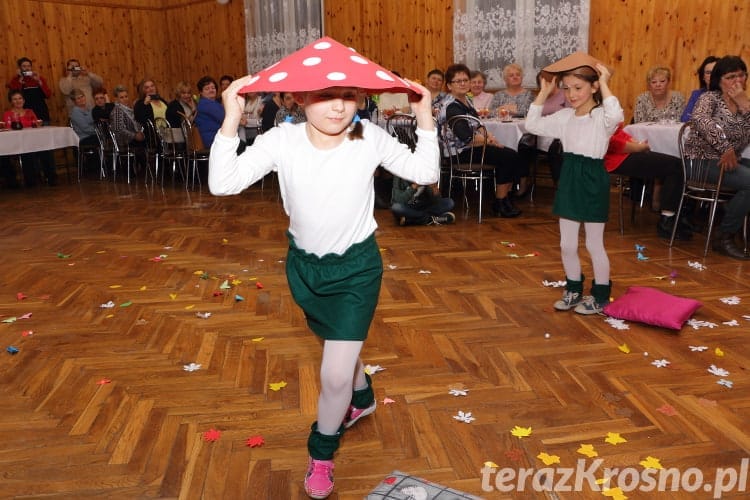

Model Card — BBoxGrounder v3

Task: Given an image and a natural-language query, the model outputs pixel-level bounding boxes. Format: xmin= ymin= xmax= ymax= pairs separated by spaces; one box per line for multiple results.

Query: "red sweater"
xmin=3 ymin=109 xmax=39 ymax=128
xmin=604 ymin=124 xmax=631 ymax=172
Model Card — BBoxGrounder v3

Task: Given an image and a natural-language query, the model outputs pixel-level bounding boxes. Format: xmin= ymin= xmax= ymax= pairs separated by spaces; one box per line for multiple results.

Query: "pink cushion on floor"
xmin=602 ymin=286 xmax=702 ymax=330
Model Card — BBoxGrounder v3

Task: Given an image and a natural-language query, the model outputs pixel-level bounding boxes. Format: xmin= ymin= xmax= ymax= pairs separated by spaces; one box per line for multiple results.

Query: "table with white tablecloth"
xmin=0 ymin=126 xmax=79 ymax=155
xmin=623 ymin=122 xmax=750 ymax=159
xmin=482 ymin=118 xmax=556 ymax=151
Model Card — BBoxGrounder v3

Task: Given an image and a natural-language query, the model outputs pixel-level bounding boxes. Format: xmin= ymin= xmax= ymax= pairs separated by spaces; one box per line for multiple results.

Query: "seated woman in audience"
xmin=489 ymin=63 xmax=534 ymax=117
xmin=633 ymin=66 xmax=685 ymax=122
xmin=110 ymin=85 xmax=146 ymax=149
xmin=274 ymin=91 xmax=306 ymax=125
xmin=92 ymin=88 xmax=114 ymax=122
xmin=1 ymin=90 xmax=51 ymax=187
xmin=439 ymin=63 xmax=524 ymax=217
xmin=684 ymin=55 xmax=750 ymax=260
xmin=133 ymin=79 xmax=168 ymax=127
xmin=194 ymin=75 xmax=224 ymax=147
xmin=469 ymin=70 xmax=493 ymax=112
xmin=391 ymin=179 xmax=455 ymax=226
xmin=260 ymin=92 xmax=282 ymax=132
xmin=166 ymin=81 xmax=197 ymax=127
xmin=426 ymin=68 xmax=446 ymax=111
xmin=606 ymin=123 xmax=692 ymax=240
xmin=681 ymin=56 xmax=719 ymax=122
xmin=69 ymin=89 xmax=98 ymax=146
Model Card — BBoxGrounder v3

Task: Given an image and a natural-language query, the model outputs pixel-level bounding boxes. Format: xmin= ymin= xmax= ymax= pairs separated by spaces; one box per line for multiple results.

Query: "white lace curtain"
xmin=453 ymin=0 xmax=590 ymax=89
xmin=244 ymin=0 xmax=323 ymax=75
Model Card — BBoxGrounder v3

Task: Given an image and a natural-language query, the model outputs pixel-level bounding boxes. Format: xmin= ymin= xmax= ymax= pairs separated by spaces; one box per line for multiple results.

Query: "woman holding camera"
xmin=134 ymin=79 xmax=169 ymax=126
xmin=7 ymin=57 xmax=51 ymax=124
xmin=59 ymin=59 xmax=104 ymax=114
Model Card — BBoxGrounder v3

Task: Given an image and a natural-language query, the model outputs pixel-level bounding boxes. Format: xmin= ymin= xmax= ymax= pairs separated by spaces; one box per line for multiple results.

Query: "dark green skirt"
xmin=286 ymin=232 xmax=383 ymax=341
xmin=553 ymin=153 xmax=610 ymax=223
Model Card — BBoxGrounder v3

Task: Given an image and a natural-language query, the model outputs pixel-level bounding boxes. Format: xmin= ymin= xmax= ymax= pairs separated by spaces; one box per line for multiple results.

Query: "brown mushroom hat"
xmin=238 ymin=36 xmax=422 ymax=96
xmin=539 ymin=51 xmax=613 ymax=81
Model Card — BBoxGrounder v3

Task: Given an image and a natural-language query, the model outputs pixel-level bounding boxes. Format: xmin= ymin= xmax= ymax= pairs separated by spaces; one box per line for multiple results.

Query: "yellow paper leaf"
xmin=577 ymin=444 xmax=598 ymax=457
xmin=193 ymin=270 xmax=204 ymax=275
xmin=604 ymin=432 xmax=627 ymax=445
xmin=268 ymin=381 xmax=287 ymax=391
xmin=169 ymin=293 xmax=178 ymax=300
xmin=602 ymin=486 xmax=628 ymax=500
xmin=618 ymin=343 xmax=630 ymax=354
xmin=715 ymin=347 xmax=725 ymax=357
xmin=185 ymin=304 xmax=195 ymax=310
xmin=105 ymin=314 xmax=114 ymax=318
xmin=483 ymin=461 xmax=499 ymax=468
xmin=222 ymin=238 xmax=229 ymax=245
xmin=251 ymin=337 xmax=264 ymax=342
xmin=109 ymin=285 xmax=122 ymax=289
xmin=139 ymin=285 xmax=147 ymax=291
xmin=639 ymin=456 xmax=663 ymax=470
xmin=536 ymin=452 xmax=560 ymax=465
xmin=232 ymin=279 xmax=242 ymax=286
xmin=510 ymin=425 xmax=532 ymax=438
xmin=96 ymin=250 xmax=106 ymax=254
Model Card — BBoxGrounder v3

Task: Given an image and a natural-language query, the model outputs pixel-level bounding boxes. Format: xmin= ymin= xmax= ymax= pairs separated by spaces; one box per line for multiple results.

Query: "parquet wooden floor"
xmin=0 ymin=177 xmax=748 ymax=500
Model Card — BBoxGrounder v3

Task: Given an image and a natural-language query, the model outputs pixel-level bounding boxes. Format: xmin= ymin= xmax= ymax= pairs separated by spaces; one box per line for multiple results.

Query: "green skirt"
xmin=286 ymin=232 xmax=383 ymax=341
xmin=553 ymin=153 xmax=610 ymax=223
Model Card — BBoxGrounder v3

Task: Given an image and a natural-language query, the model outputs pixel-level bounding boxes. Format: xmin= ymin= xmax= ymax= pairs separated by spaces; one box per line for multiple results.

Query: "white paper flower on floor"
xmin=686 ymin=319 xmax=717 ymax=330
xmin=722 ymin=320 xmax=739 ymax=326
xmin=708 ymin=365 xmax=730 ymax=377
xmin=418 ymin=269 xmax=431 ymax=274
xmin=604 ymin=317 xmax=630 ymax=330
xmin=100 ymin=300 xmax=115 ymax=309
xmin=387 ymin=264 xmax=398 ymax=270
xmin=364 ymin=364 xmax=385 ymax=375
xmin=651 ymin=359 xmax=670 ymax=368
xmin=195 ymin=312 xmax=212 ymax=319
xmin=720 ymin=296 xmax=741 ymax=305
xmin=453 ymin=411 xmax=475 ymax=423
xmin=688 ymin=261 xmax=706 ymax=271
xmin=689 ymin=345 xmax=708 ymax=352
xmin=717 ymin=379 xmax=733 ymax=389
xmin=542 ymin=280 xmax=567 ymax=288
xmin=183 ymin=363 xmax=202 ymax=372
xmin=449 ymin=388 xmax=469 ymax=396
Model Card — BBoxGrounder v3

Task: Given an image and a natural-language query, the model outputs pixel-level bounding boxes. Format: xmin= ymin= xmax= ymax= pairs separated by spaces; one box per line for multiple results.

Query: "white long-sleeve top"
xmin=525 ymin=95 xmax=624 ymax=159
xmin=209 ymin=121 xmax=439 ymax=257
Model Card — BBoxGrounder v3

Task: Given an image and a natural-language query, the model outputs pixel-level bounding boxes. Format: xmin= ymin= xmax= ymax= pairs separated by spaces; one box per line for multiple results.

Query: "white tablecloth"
xmin=0 ymin=126 xmax=79 ymax=155
xmin=623 ymin=122 xmax=750 ymax=159
xmin=482 ymin=118 xmax=556 ymax=151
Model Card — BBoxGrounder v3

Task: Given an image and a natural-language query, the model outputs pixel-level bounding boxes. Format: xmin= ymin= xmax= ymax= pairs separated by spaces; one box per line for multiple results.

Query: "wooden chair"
xmin=442 ymin=114 xmax=495 ymax=223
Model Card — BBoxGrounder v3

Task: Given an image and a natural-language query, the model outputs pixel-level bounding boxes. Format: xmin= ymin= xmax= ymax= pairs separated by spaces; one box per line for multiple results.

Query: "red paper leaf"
xmin=245 ymin=435 xmax=265 ymax=447
xmin=656 ymin=404 xmax=677 ymax=416
xmin=212 ymin=291 xmax=224 ymax=297
xmin=96 ymin=378 xmax=111 ymax=385
xmin=203 ymin=428 xmax=221 ymax=442
xmin=16 ymin=292 xmax=27 ymax=301
xmin=256 ymin=282 xmax=264 ymax=289
xmin=505 ymin=448 xmax=525 ymax=462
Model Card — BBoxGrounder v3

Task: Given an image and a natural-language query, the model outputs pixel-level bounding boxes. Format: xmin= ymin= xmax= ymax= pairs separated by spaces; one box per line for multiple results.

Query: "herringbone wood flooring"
xmin=1 ymin=177 xmax=748 ymax=500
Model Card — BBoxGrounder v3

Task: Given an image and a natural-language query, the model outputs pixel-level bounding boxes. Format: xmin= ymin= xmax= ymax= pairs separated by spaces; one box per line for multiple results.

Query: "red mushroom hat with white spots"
xmin=239 ymin=36 xmax=422 ymax=96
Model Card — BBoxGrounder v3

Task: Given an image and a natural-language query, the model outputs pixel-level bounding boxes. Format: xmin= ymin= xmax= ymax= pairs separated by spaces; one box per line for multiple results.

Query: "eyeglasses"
xmin=722 ymin=72 xmax=747 ymax=81
xmin=450 ymin=79 xmax=470 ymax=85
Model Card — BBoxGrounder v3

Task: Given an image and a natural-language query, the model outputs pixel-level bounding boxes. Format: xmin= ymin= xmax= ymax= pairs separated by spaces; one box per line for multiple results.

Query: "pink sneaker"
xmin=304 ymin=457 xmax=334 ymax=499
xmin=343 ymin=400 xmax=377 ymax=429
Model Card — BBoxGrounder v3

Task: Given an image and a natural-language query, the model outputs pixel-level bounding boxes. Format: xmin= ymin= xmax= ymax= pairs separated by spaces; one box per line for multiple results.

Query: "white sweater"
xmin=209 ymin=121 xmax=439 ymax=257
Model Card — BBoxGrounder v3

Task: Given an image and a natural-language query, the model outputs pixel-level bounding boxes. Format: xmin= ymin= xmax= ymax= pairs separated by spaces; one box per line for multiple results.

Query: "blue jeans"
xmin=706 ymin=158 xmax=750 ymax=233
xmin=391 ymin=197 xmax=455 ymax=225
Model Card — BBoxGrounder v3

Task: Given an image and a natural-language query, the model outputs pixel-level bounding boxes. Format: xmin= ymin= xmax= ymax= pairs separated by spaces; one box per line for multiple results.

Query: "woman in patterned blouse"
xmin=684 ymin=55 xmax=750 ymax=260
xmin=633 ymin=66 xmax=685 ymax=123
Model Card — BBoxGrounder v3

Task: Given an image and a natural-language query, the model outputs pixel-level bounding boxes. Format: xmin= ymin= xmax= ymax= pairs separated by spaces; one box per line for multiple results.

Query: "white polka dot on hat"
xmin=239 ymin=37 xmax=420 ymax=96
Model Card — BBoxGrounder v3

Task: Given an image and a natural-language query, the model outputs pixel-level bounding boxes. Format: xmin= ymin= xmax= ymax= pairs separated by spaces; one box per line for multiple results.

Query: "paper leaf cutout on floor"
xmin=536 ymin=452 xmax=560 ymax=465
xmin=418 ymin=269 xmax=431 ymax=274
xmin=203 ymin=428 xmax=221 ymax=442
xmin=687 ymin=260 xmax=706 ymax=271
xmin=604 ymin=432 xmax=627 ymax=445
xmin=717 ymin=379 xmax=733 ymax=388
xmin=16 ymin=292 xmax=27 ymax=300
xmin=100 ymin=301 xmax=115 ymax=309
xmin=722 ymin=320 xmax=739 ymax=326
xmin=634 ymin=244 xmax=645 ymax=252
xmin=18 ymin=313 xmax=31 ymax=319
xmin=651 ymin=359 xmax=670 ymax=368
xmin=714 ymin=347 xmax=725 ymax=357
xmin=602 ymin=486 xmax=629 ymax=500
xmin=542 ymin=280 xmax=567 ymax=288
xmin=639 ymin=456 xmax=663 ymax=470
xmin=364 ymin=364 xmax=385 ymax=375
xmin=510 ymin=425 xmax=532 ymax=438
xmin=119 ymin=301 xmax=132 ymax=308
xmin=707 ymin=364 xmax=729 ymax=377
xmin=6 ymin=346 xmax=20 ymax=355
xmin=268 ymin=381 xmax=287 ymax=391
xmin=234 ymin=294 xmax=245 ymax=302
xmin=453 ymin=411 xmax=475 ymax=423
xmin=687 ymin=319 xmax=717 ymax=330
xmin=195 ymin=312 xmax=211 ymax=319
xmin=483 ymin=461 xmax=499 ymax=468
xmin=96 ymin=378 xmax=111 ymax=385
xmin=169 ymin=293 xmax=178 ymax=300
xmin=382 ymin=397 xmax=395 ymax=405
xmin=636 ymin=252 xmax=649 ymax=261
xmin=57 ymin=252 xmax=71 ymax=259
xmin=212 ymin=291 xmax=224 ymax=297
xmin=577 ymin=444 xmax=598 ymax=458
xmin=251 ymin=337 xmax=264 ymax=342
xmin=617 ymin=343 xmax=631 ymax=354
xmin=255 ymin=282 xmax=264 ymax=289
xmin=504 ymin=448 xmax=525 ymax=462
xmin=449 ymin=388 xmax=469 ymax=396
xmin=21 ymin=330 xmax=33 ymax=337
xmin=2 ymin=317 xmax=17 ymax=324
xmin=183 ymin=363 xmax=202 ymax=372
xmin=245 ymin=435 xmax=265 ymax=447
xmin=605 ymin=317 xmax=630 ymax=330
xmin=656 ymin=404 xmax=677 ymax=416
xmin=689 ymin=345 xmax=708 ymax=352
xmin=219 ymin=280 xmax=231 ymax=290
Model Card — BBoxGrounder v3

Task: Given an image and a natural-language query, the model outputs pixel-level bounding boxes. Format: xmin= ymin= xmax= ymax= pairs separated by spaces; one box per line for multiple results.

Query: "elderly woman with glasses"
xmin=633 ymin=66 xmax=685 ymax=123
xmin=684 ymin=55 xmax=750 ymax=259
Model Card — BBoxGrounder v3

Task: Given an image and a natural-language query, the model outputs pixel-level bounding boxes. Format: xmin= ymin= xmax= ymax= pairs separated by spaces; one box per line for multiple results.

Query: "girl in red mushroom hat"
xmin=208 ymin=37 xmax=439 ymax=499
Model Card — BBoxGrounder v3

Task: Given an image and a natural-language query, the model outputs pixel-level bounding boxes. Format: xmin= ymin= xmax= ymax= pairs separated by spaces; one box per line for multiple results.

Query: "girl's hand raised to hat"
xmin=405 ymin=79 xmax=435 ymax=131
xmin=219 ymin=75 xmax=256 ymax=139
xmin=534 ymin=75 xmax=557 ymax=105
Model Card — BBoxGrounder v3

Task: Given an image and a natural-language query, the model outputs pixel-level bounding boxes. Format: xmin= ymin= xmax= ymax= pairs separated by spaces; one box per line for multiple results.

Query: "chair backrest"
xmin=94 ymin=121 xmax=113 ymax=152
xmin=144 ymin=119 xmax=162 ymax=153
xmin=678 ymin=121 xmax=725 ymax=197
xmin=386 ymin=113 xmax=418 ymax=151
xmin=181 ymin=118 xmax=205 ymax=153
xmin=444 ymin=114 xmax=487 ymax=171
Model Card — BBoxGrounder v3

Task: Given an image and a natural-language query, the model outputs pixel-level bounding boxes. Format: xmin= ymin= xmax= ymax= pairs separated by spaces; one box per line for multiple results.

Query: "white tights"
xmin=316 ymin=340 xmax=368 ymax=435
xmin=559 ymin=218 xmax=610 ymax=285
